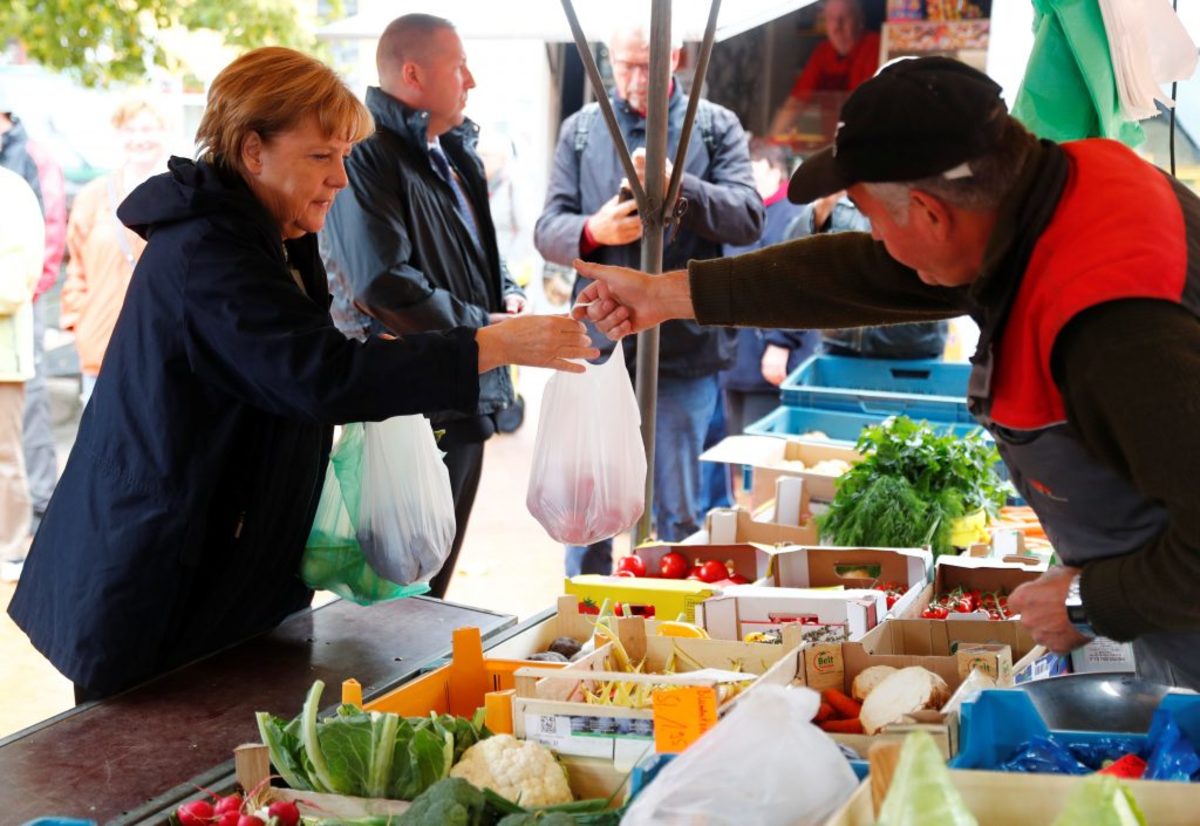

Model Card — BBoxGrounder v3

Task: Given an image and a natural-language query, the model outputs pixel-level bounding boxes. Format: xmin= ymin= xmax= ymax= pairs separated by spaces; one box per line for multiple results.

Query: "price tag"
xmin=652 ymin=685 xmax=718 ymax=753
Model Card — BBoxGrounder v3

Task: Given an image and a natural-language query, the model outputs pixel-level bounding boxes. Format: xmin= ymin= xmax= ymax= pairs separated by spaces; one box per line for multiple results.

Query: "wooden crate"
xmin=234 ymin=743 xmax=629 ymax=819
xmin=511 ymin=616 xmax=798 ymax=763
xmin=826 ymin=768 xmax=1200 ymax=825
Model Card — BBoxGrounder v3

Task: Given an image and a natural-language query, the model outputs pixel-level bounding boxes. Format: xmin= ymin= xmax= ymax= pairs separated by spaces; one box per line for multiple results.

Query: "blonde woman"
xmin=9 ymin=48 xmax=595 ymax=700
xmin=60 ymin=98 xmax=169 ymax=402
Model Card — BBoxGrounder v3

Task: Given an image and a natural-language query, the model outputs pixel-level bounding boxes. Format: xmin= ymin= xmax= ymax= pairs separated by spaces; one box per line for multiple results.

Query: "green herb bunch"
xmin=819 ymin=416 xmax=1009 ymax=557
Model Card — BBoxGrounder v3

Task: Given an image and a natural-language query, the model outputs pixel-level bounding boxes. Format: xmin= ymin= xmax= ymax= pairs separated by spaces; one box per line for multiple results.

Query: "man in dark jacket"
xmin=535 ymin=25 xmax=763 ymax=575
xmin=721 ymin=140 xmax=820 ymax=436
xmin=321 ymin=14 xmax=525 ymax=599
xmin=784 ymin=192 xmax=948 ymax=360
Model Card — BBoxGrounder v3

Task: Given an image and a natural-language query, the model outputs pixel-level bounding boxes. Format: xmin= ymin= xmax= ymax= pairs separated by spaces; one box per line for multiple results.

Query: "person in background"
xmin=322 ymin=14 xmax=528 ymax=600
xmin=721 ymin=140 xmax=820 ymax=436
xmin=0 ymin=96 xmax=44 ymax=210
xmin=60 ymin=98 xmax=170 ymax=404
xmin=0 ymin=167 xmax=44 ymax=582
xmin=769 ymin=0 xmax=881 ymax=137
xmin=0 ymin=87 xmax=67 ymax=545
xmin=535 ymin=22 xmax=763 ymax=574
xmin=8 ymin=46 xmax=596 ymax=701
xmin=571 ymin=57 xmax=1200 ymax=689
xmin=786 ymin=191 xmax=948 ymax=360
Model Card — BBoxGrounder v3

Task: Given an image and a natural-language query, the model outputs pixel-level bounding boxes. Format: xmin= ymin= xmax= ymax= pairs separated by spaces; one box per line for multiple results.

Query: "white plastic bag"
xmin=622 ymin=685 xmax=859 ymax=826
xmin=357 ymin=414 xmax=456 ymax=584
xmin=526 ymin=351 xmax=646 ymax=546
xmin=1100 ymin=0 xmax=1198 ymax=119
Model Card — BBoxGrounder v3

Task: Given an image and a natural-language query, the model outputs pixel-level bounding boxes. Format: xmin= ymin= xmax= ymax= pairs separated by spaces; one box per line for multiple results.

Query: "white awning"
xmin=317 ymin=0 xmax=818 ymax=43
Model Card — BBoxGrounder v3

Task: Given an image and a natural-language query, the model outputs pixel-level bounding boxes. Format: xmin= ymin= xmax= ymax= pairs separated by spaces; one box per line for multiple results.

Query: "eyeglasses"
xmin=611 ymin=60 xmax=651 ymax=76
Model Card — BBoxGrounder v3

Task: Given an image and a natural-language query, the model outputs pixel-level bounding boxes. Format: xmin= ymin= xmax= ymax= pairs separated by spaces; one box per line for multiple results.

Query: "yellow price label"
xmin=652 ymin=685 xmax=718 ymax=753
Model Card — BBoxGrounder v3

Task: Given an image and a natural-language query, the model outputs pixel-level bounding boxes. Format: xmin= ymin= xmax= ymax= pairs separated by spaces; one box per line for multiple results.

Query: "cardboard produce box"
xmin=843 ymin=618 xmax=1043 ymax=689
xmin=631 ymin=541 xmax=775 ymax=585
xmin=696 ymin=584 xmax=885 ymax=644
xmin=511 ymin=617 xmax=795 ymax=765
xmin=770 ymin=544 xmax=932 ymax=617
xmin=756 ymin=618 xmax=1047 ymax=758
xmin=699 ymin=434 xmax=860 ymax=505
xmin=689 ymin=505 xmax=820 ymax=548
xmin=694 ymin=545 xmax=932 ymax=644
xmin=900 ymin=554 xmax=1047 ymax=621
xmin=565 ymin=575 xmax=718 ymax=623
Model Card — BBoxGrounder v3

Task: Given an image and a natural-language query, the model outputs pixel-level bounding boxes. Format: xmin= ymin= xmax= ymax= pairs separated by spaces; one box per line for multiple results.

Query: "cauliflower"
xmin=448 ymin=734 xmax=573 ymax=807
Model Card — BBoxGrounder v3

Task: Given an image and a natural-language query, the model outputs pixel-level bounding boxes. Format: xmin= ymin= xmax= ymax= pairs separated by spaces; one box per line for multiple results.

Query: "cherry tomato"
xmin=696 ymin=560 xmax=728 ymax=583
xmin=614 ymin=555 xmax=646 ymax=577
xmin=659 ymin=551 xmax=690 ymax=579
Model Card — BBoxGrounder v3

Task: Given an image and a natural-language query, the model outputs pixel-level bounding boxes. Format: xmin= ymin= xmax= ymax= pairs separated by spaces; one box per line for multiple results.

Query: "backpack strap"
xmin=696 ymin=99 xmax=717 ymax=158
xmin=573 ymin=98 xmax=718 ymax=160
xmin=573 ymin=102 xmax=600 ymax=155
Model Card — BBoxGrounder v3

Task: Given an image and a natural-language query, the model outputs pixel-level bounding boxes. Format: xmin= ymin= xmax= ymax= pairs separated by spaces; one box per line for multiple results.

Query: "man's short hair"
xmin=377 ymin=13 xmax=456 ymax=75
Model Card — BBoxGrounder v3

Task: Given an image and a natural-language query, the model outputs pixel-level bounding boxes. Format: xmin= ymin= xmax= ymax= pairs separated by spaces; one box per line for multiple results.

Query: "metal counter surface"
xmin=0 ymin=595 xmax=515 ymax=824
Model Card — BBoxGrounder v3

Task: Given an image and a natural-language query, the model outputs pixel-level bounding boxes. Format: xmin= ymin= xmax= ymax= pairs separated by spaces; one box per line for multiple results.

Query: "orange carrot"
xmin=819 ymin=718 xmax=864 ymax=734
xmin=815 ymin=702 xmax=836 ymax=722
xmin=821 ymin=688 xmax=863 ymax=719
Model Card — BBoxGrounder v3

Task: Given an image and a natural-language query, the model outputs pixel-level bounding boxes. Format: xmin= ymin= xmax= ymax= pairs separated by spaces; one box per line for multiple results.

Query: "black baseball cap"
xmin=788 ymin=56 xmax=1008 ymax=204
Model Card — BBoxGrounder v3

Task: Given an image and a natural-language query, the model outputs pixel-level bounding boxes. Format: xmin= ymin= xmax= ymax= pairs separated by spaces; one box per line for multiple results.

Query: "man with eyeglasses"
xmin=535 ymin=23 xmax=762 ymax=577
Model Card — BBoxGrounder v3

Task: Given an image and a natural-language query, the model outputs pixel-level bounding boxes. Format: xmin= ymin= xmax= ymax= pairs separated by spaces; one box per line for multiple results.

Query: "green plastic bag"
xmin=301 ymin=423 xmax=429 ymax=605
xmin=1012 ymin=0 xmax=1144 ymax=147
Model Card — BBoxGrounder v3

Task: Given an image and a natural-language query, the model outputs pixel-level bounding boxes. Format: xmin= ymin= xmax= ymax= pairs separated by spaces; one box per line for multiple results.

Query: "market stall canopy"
xmin=316 ymin=0 xmax=817 ymax=42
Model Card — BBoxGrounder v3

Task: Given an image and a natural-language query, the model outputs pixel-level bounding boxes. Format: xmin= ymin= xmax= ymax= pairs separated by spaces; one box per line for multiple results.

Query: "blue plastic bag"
xmin=1144 ymin=709 xmax=1200 ymax=782
xmin=1001 ymin=736 xmax=1090 ymax=775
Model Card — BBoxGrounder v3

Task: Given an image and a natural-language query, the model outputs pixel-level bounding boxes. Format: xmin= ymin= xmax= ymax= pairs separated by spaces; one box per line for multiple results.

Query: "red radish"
xmin=267 ymin=801 xmax=301 ymax=826
xmin=613 ymin=569 xmax=636 ymax=578
xmin=236 ymin=816 xmax=265 ymax=826
xmin=614 ymin=555 xmax=646 ymax=577
xmin=215 ymin=815 xmax=240 ymax=826
xmin=726 ymin=573 xmax=750 ymax=585
xmin=214 ymin=795 xmax=243 ymax=815
xmin=176 ymin=800 xmax=214 ymax=826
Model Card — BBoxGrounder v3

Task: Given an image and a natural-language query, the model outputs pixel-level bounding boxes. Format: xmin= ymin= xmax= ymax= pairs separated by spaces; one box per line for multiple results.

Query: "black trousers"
xmin=427 ymin=439 xmax=485 ymax=599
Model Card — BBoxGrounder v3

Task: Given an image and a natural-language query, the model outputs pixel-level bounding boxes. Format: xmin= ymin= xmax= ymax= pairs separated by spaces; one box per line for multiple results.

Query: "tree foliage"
xmin=1 ymin=0 xmax=323 ymax=87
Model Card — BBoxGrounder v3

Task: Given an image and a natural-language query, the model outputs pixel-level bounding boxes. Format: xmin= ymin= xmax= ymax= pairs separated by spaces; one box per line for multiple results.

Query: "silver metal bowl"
xmin=1015 ymin=673 xmax=1173 ymax=732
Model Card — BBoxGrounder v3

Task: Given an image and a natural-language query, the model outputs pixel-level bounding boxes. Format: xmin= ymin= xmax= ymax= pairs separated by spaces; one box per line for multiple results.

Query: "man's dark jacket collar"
xmin=365 ymin=86 xmax=480 ymax=158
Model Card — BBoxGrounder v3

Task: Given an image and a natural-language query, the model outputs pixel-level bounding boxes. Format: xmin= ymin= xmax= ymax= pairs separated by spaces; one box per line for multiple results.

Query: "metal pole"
xmin=559 ymin=0 xmax=649 ymax=211
xmin=558 ymin=0 xmax=724 ymax=548
xmin=663 ymin=0 xmax=721 ymax=210
xmin=632 ymin=0 xmax=672 ymax=545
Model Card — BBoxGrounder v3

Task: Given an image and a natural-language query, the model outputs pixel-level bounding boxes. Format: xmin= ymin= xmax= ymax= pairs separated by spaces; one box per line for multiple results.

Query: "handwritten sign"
xmin=652 ymin=685 xmax=718 ymax=753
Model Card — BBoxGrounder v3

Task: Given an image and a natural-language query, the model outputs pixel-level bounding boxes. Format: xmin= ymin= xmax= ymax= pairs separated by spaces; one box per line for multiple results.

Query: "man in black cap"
xmin=568 ymin=56 xmax=1200 ymax=689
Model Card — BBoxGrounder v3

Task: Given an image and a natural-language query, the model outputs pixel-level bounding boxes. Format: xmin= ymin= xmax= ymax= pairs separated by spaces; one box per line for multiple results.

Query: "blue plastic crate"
xmin=744 ymin=404 xmax=985 ymax=447
xmin=951 ymin=688 xmax=1200 ymax=774
xmin=781 ymin=354 xmax=974 ymax=424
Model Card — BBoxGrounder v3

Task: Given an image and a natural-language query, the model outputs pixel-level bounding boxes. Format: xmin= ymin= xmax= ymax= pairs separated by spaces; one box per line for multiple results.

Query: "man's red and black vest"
xmin=967 ymin=139 xmax=1200 ymax=686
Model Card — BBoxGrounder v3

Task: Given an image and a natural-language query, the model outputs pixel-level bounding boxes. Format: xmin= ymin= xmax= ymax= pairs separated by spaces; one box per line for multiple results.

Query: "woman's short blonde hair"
xmin=196 ymin=47 xmax=373 ymax=171
xmin=111 ymin=97 xmax=166 ymax=131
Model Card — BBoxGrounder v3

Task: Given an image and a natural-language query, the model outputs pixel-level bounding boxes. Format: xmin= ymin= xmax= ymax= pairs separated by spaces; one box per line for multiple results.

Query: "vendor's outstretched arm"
xmin=573 ymin=233 xmax=966 ymax=340
xmin=572 ymin=260 xmax=694 ymax=339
